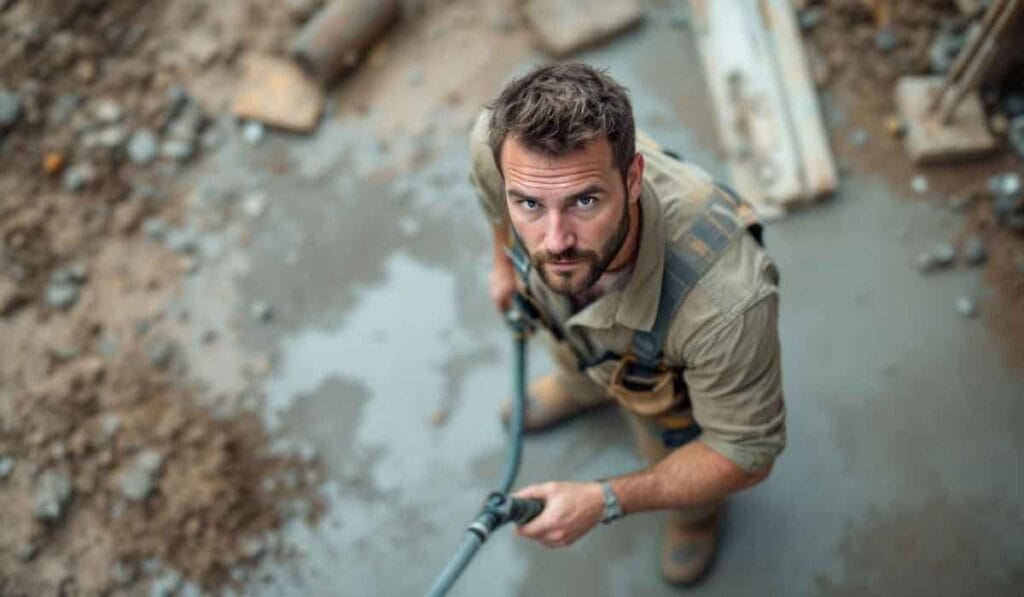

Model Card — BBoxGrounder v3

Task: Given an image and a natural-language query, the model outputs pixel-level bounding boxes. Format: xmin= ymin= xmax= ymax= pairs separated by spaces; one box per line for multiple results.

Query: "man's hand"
xmin=489 ymin=258 xmax=518 ymax=313
xmin=512 ymin=481 xmax=604 ymax=548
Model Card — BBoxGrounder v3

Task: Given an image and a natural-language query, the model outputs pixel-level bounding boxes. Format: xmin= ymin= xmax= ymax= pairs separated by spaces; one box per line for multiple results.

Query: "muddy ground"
xmin=1 ymin=0 xmax=1023 ymax=595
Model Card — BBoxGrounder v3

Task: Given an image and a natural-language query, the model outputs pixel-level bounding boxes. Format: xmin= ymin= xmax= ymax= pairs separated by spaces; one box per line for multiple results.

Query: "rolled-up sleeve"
xmin=682 ymin=294 xmax=786 ymax=472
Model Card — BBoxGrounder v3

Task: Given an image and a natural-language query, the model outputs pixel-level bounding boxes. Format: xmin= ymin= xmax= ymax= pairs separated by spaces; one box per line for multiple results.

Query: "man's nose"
xmin=543 ymin=212 xmax=575 ymax=255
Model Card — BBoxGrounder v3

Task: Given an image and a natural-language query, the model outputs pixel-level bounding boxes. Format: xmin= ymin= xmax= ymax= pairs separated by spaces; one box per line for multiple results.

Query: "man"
xmin=468 ymin=63 xmax=785 ymax=586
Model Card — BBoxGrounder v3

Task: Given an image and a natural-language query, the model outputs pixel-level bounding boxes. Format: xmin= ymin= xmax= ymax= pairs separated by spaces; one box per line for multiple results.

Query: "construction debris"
xmin=690 ymin=0 xmax=838 ymax=220
xmin=291 ymin=0 xmax=399 ymax=85
xmin=232 ymin=55 xmax=324 ymax=133
xmin=523 ymin=0 xmax=644 ymax=57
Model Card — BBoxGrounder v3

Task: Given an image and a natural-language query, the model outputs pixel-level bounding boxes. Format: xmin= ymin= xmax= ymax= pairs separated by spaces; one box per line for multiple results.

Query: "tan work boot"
xmin=500 ymin=374 xmax=607 ymax=432
xmin=660 ymin=508 xmax=722 ymax=587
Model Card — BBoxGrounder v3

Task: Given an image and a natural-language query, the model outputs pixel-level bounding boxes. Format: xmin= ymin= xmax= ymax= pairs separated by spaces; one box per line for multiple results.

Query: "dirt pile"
xmin=1 ymin=0 xmax=323 ymax=593
xmin=801 ymin=0 xmax=1024 ymax=367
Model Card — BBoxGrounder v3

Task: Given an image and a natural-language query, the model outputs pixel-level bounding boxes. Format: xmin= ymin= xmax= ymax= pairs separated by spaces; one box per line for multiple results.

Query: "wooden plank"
xmin=690 ymin=0 xmax=798 ymax=219
xmin=762 ymin=0 xmax=838 ymax=200
xmin=523 ymin=0 xmax=644 ymax=57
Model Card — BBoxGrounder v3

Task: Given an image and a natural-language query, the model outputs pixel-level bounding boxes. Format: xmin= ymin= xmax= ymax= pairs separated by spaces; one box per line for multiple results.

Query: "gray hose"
xmin=425 ymin=302 xmax=532 ymax=597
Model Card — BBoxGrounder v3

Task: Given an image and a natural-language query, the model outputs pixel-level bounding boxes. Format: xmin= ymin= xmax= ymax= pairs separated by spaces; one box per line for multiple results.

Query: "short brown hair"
xmin=487 ymin=63 xmax=636 ymax=180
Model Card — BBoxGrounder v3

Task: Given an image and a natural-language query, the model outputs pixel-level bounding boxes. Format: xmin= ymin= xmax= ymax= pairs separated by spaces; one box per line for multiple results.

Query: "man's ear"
xmin=627 ymin=152 xmax=644 ymax=204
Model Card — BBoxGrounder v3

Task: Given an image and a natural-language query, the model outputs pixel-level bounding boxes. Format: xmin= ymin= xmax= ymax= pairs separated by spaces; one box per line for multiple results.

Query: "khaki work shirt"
xmin=469 ymin=112 xmax=786 ymax=472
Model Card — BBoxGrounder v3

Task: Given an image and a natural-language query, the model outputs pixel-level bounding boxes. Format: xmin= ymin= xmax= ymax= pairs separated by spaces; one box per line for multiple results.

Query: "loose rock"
xmin=16 ymin=543 xmax=38 ymax=562
xmin=250 ymin=301 xmax=274 ymax=322
xmin=917 ymin=242 xmax=956 ymax=273
xmin=149 ymin=569 xmax=183 ymax=597
xmin=45 ymin=281 xmax=81 ymax=310
xmin=798 ymin=6 xmax=824 ymax=31
xmin=963 ymin=236 xmax=987 ymax=266
xmin=954 ymin=295 xmax=978 ymax=318
xmin=0 ymin=88 xmax=22 ymax=129
xmin=874 ymin=26 xmax=898 ymax=53
xmin=242 ymin=121 xmax=265 ymax=145
xmin=911 ymin=175 xmax=929 ymax=195
xmin=119 ymin=449 xmax=164 ymax=501
xmin=144 ymin=338 xmax=176 ymax=370
xmin=34 ymin=469 xmax=74 ymax=522
xmin=0 ymin=454 xmax=14 ymax=479
xmin=127 ymin=128 xmax=159 ymax=164
xmin=62 ymin=162 xmax=98 ymax=192
xmin=142 ymin=217 xmax=169 ymax=242
xmin=92 ymin=99 xmax=123 ymax=124
xmin=161 ymin=139 xmax=195 ymax=162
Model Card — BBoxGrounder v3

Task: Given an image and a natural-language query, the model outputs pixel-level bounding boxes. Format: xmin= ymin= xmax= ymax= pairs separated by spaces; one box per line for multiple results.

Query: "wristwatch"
xmin=599 ymin=481 xmax=624 ymax=524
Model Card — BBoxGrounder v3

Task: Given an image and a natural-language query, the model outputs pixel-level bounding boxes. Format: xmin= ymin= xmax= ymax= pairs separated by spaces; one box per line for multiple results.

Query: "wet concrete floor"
xmin=174 ymin=6 xmax=1024 ymax=596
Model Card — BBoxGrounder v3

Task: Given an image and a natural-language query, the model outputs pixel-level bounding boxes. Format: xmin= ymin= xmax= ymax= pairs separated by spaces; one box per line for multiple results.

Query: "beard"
xmin=531 ymin=200 xmax=631 ymax=296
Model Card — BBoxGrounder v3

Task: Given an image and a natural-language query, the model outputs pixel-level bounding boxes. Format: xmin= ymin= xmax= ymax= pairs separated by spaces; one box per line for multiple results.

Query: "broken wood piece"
xmin=689 ymin=0 xmax=837 ymax=219
xmin=896 ymin=76 xmax=996 ymax=164
xmin=523 ymin=0 xmax=644 ymax=57
xmin=232 ymin=55 xmax=324 ymax=133
xmin=291 ymin=0 xmax=399 ymax=85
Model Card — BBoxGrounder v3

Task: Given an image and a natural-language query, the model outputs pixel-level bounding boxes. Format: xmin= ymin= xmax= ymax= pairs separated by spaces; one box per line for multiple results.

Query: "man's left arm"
xmin=513 ymin=294 xmax=785 ymax=547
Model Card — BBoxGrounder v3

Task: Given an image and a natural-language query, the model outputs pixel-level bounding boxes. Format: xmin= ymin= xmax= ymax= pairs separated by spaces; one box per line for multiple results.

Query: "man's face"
xmin=501 ymin=135 xmax=642 ymax=295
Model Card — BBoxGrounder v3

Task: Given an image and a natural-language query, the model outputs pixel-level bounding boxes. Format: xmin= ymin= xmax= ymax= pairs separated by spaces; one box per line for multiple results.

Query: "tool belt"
xmin=507 ymin=183 xmax=761 ymax=448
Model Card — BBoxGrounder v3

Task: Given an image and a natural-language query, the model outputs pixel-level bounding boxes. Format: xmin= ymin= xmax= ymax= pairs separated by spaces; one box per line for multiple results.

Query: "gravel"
xmin=33 ymin=469 xmax=74 ymax=522
xmin=954 ymin=295 xmax=978 ymax=318
xmin=44 ymin=281 xmax=81 ymax=310
xmin=0 ymin=454 xmax=14 ymax=479
xmin=120 ymin=449 xmax=164 ymax=501
xmin=0 ymin=88 xmax=22 ymax=129
xmin=127 ymin=128 xmax=159 ymax=164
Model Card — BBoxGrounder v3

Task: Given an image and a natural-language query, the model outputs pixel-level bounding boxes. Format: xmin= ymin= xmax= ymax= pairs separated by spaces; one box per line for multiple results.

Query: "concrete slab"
xmin=171 ymin=2 xmax=1024 ymax=594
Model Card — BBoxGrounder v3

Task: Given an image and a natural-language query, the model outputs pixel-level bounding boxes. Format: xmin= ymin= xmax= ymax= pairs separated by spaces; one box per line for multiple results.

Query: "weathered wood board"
xmin=523 ymin=0 xmax=644 ymax=57
xmin=689 ymin=0 xmax=838 ymax=219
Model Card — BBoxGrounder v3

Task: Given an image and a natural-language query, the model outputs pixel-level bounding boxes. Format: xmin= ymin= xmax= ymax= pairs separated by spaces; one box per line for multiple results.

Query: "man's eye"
xmin=522 ymin=199 xmax=538 ymax=210
xmin=577 ymin=195 xmax=596 ymax=208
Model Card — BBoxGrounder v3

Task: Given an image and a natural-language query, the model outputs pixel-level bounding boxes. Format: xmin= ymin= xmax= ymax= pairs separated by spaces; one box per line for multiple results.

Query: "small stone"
xmin=120 ymin=449 xmax=164 ymax=501
xmin=145 ymin=339 xmax=176 ymax=370
xmin=0 ymin=455 xmax=14 ymax=480
xmin=142 ymin=217 xmax=168 ymax=242
xmin=128 ymin=128 xmax=159 ymax=164
xmin=16 ymin=543 xmax=37 ymax=562
xmin=110 ymin=560 xmax=137 ymax=587
xmin=161 ymin=139 xmax=195 ymax=162
xmin=0 ymin=88 xmax=22 ymax=129
xmin=850 ymin=128 xmax=869 ymax=147
xmin=62 ymin=162 xmax=98 ymax=193
xmin=242 ymin=537 xmax=267 ymax=560
xmin=96 ymin=331 xmax=120 ymax=357
xmin=798 ymin=6 xmax=824 ymax=31
xmin=149 ymin=569 xmax=183 ymax=597
xmin=929 ymin=29 xmax=964 ymax=74
xmin=51 ymin=346 xmax=80 ymax=362
xmin=250 ymin=301 xmax=274 ymax=322
xmin=164 ymin=227 xmax=198 ymax=254
xmin=93 ymin=99 xmax=123 ymax=124
xmin=45 ymin=281 xmax=80 ymax=310
xmin=991 ymin=172 xmax=1021 ymax=197
xmin=34 ymin=470 xmax=74 ymax=522
xmin=954 ymin=295 xmax=978 ymax=318
xmin=963 ymin=236 xmax=987 ymax=266
xmin=242 ymin=121 xmax=265 ymax=145
xmin=1001 ymin=93 xmax=1024 ymax=118
xmin=874 ymin=26 xmax=898 ymax=53
xmin=43 ymin=152 xmax=65 ymax=175
xmin=932 ymin=242 xmax=956 ymax=266
xmin=1009 ymin=115 xmax=1024 ymax=159
xmin=241 ymin=191 xmax=268 ymax=218
xmin=101 ymin=414 xmax=122 ymax=440
xmin=94 ymin=125 xmax=128 ymax=149
xmin=885 ymin=116 xmax=907 ymax=137
xmin=911 ymin=175 xmax=929 ymax=195
xmin=48 ymin=94 xmax=83 ymax=125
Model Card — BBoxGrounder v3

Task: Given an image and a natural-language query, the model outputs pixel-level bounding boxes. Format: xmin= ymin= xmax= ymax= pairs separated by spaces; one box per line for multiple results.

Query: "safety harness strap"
xmin=630 ymin=190 xmax=743 ymax=371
